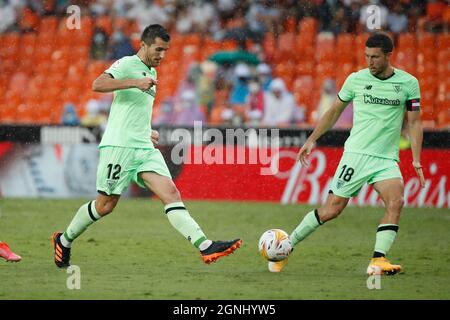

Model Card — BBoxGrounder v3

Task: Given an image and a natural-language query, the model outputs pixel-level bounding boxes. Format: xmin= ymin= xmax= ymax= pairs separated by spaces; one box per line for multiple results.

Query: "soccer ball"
xmin=258 ymin=229 xmax=292 ymax=262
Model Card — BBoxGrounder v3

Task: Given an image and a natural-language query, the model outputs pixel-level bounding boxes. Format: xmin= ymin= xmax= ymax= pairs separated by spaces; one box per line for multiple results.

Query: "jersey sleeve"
xmin=405 ymin=77 xmax=421 ymax=111
xmin=337 ymin=73 xmax=356 ymax=102
xmin=105 ymin=59 xmax=126 ymax=79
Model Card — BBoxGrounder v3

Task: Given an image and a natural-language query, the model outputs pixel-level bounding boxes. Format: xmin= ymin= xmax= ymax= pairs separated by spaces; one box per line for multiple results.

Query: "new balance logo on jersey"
xmin=365 ymin=85 xmax=372 ymax=90
xmin=363 ymin=94 xmax=400 ymax=106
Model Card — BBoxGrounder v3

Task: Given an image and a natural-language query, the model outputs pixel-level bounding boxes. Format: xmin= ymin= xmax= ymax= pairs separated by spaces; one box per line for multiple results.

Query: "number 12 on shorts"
xmin=107 ymin=163 xmax=121 ymax=180
xmin=339 ymin=165 xmax=354 ymax=182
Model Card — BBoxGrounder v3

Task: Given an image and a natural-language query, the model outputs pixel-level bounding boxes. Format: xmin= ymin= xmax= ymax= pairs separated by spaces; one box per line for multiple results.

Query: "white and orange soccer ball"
xmin=258 ymin=229 xmax=292 ymax=262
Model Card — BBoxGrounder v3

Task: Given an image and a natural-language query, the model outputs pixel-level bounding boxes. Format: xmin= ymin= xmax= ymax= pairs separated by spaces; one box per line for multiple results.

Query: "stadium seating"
xmin=0 ymin=12 xmax=448 ymax=128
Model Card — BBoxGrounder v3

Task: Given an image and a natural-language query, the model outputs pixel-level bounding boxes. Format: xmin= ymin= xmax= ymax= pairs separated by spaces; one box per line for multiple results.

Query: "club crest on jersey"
xmin=142 ymin=72 xmax=156 ymax=97
xmin=393 ymin=84 xmax=401 ymax=93
xmin=336 ymin=180 xmax=344 ymax=189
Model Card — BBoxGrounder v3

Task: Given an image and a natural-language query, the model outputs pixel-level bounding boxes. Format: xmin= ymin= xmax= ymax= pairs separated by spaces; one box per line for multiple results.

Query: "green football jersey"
xmin=338 ymin=68 xmax=421 ymax=161
xmin=99 ymin=55 xmax=157 ymax=149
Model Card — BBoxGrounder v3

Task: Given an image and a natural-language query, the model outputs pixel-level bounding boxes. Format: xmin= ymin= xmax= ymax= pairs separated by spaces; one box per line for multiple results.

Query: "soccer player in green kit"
xmin=269 ymin=33 xmax=425 ymax=275
xmin=52 ymin=24 xmax=242 ymax=268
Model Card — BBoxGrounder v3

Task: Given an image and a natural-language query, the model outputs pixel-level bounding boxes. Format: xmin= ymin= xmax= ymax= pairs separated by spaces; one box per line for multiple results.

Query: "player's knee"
xmin=387 ymin=197 xmax=404 ymax=212
xmin=330 ymin=206 xmax=344 ymax=219
xmin=95 ymin=201 xmax=116 ymax=216
xmin=320 ymin=205 xmax=344 ymax=222
xmin=163 ymin=185 xmax=181 ymax=204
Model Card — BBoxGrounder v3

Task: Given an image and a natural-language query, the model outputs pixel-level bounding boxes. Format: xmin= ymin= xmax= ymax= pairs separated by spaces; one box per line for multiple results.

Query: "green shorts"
xmin=96 ymin=146 xmax=172 ymax=195
xmin=330 ymin=152 xmax=403 ymax=198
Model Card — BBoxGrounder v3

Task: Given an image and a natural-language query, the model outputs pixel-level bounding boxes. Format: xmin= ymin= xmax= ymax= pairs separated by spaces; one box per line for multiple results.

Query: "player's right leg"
xmin=268 ymin=193 xmax=349 ymax=272
xmin=52 ymin=193 xmax=120 ymax=268
xmin=269 ymin=152 xmax=367 ymax=272
xmin=52 ymin=146 xmax=128 ymax=268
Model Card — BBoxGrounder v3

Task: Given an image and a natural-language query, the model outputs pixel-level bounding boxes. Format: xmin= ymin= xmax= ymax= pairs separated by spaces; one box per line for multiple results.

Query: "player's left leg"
xmin=367 ymin=177 xmax=404 ymax=275
xmin=139 ymin=171 xmax=242 ymax=264
xmin=0 ymin=241 xmax=21 ymax=262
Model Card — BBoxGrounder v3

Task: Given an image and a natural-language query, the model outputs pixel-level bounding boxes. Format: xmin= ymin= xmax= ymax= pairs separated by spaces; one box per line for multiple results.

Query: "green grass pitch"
xmin=0 ymin=198 xmax=449 ymax=300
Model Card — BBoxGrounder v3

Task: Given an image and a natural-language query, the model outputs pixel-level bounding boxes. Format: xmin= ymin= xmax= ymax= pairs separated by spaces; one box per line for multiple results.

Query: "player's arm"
xmin=297 ymin=97 xmax=349 ymax=166
xmin=92 ymin=73 xmax=157 ymax=93
xmin=407 ymin=110 xmax=425 ymax=187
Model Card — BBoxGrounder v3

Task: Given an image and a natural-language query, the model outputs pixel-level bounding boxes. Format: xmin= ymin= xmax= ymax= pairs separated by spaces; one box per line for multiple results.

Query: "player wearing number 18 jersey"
xmin=51 ymin=24 xmax=241 ymax=269
xmin=268 ymin=33 xmax=425 ymax=275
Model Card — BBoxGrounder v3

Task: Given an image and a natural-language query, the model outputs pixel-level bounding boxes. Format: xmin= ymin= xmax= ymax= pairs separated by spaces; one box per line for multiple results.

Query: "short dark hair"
xmin=365 ymin=33 xmax=394 ymax=54
xmin=141 ymin=24 xmax=170 ymax=45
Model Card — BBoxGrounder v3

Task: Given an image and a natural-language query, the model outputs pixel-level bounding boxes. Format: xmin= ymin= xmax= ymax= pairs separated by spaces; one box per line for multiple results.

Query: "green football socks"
xmin=290 ymin=210 xmax=323 ymax=246
xmin=61 ymin=200 xmax=102 ymax=247
xmin=164 ymin=202 xmax=210 ymax=250
xmin=373 ymin=224 xmax=399 ymax=258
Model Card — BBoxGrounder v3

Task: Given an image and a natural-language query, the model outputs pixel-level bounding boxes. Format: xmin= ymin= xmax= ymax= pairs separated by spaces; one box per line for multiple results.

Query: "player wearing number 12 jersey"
xmin=51 ymin=24 xmax=241 ymax=269
xmin=269 ymin=33 xmax=425 ymax=275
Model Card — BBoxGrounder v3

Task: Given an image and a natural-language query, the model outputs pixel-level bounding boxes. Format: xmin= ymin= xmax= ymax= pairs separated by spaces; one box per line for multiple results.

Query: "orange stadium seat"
xmin=19 ymin=7 xmax=40 ymax=32
xmin=221 ymin=39 xmax=238 ymax=51
xmin=397 ymin=33 xmax=416 ymax=49
xmin=417 ymin=32 xmax=436 ymax=48
xmin=200 ymin=38 xmax=222 ymax=61
xmin=18 ymin=32 xmax=37 ymax=58
xmin=38 ymin=16 xmax=59 ymax=33
xmin=95 ymin=15 xmax=113 ymax=36
xmin=355 ymin=33 xmax=369 ymax=68
xmin=315 ymin=33 xmax=335 ymax=63
xmin=298 ymin=17 xmax=317 ymax=36
xmin=284 ymin=16 xmax=297 ymax=33
xmin=295 ymin=60 xmax=315 ymax=77
xmin=263 ymin=32 xmax=276 ymax=62
xmin=336 ymin=33 xmax=355 ymax=65
xmin=436 ymin=33 xmax=449 ymax=50
xmin=274 ymin=32 xmax=297 ymax=63
xmin=292 ymin=75 xmax=314 ymax=110
xmin=0 ymin=33 xmax=20 ymax=60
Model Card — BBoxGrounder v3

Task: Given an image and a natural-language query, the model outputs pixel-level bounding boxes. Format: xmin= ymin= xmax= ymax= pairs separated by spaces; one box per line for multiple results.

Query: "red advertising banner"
xmin=175 ymin=146 xmax=450 ymax=208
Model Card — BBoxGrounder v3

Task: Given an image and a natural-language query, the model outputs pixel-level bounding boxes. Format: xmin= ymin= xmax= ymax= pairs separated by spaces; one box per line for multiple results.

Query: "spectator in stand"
xmin=387 ymin=3 xmax=409 ymax=34
xmin=173 ymin=90 xmax=205 ymax=126
xmin=190 ymin=0 xmax=220 ymax=34
xmin=330 ymin=6 xmax=351 ymax=35
xmin=262 ymin=78 xmax=296 ymax=127
xmin=425 ymin=0 xmax=448 ymax=33
xmin=81 ymin=97 xmax=110 ymax=133
xmin=245 ymin=80 xmax=265 ymax=126
xmin=229 ymin=63 xmax=251 ymax=106
xmin=256 ymin=63 xmax=272 ymax=92
xmin=108 ymin=27 xmax=135 ymax=60
xmin=197 ymin=61 xmax=218 ymax=119
xmin=175 ymin=2 xmax=194 ymax=34
xmin=91 ymin=27 xmax=109 ymax=60
xmin=61 ymin=103 xmax=80 ymax=126
xmin=0 ymin=0 xmax=18 ymax=33
xmin=316 ymin=0 xmax=333 ymax=32
xmin=126 ymin=0 xmax=170 ymax=32
xmin=246 ymin=0 xmax=281 ymax=42
xmin=153 ymin=97 xmax=177 ymax=126
xmin=315 ymin=78 xmax=353 ymax=128
xmin=315 ymin=78 xmax=337 ymax=121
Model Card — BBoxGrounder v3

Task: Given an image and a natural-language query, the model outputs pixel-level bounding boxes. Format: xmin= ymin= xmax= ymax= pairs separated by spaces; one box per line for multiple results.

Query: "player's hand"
xmin=135 ymin=77 xmax=157 ymax=91
xmin=151 ymin=130 xmax=159 ymax=145
xmin=412 ymin=161 xmax=425 ymax=188
xmin=297 ymin=140 xmax=316 ymax=167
